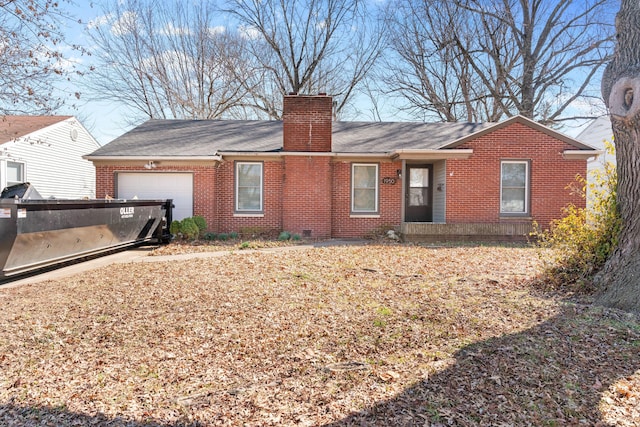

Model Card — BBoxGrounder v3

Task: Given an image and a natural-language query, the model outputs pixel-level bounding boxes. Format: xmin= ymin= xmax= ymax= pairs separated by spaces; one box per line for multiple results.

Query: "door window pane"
xmin=236 ymin=162 xmax=263 ymax=211
xmin=410 ymin=168 xmax=429 ymax=188
xmin=409 ymin=188 xmax=430 ymax=207
xmin=352 ymin=164 xmax=378 ymax=212
xmin=409 ymin=167 xmax=430 ymax=206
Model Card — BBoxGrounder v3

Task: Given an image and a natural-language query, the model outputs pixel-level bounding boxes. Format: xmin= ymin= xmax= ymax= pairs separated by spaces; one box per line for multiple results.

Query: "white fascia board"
xmin=391 ymin=149 xmax=473 ymax=160
xmin=218 ymin=151 xmax=391 ymax=158
xmin=562 ymin=150 xmax=603 ymax=160
xmin=83 ymin=155 xmax=222 ymax=161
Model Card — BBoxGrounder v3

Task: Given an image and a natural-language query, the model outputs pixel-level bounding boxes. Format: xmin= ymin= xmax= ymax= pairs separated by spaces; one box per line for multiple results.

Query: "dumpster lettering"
xmin=120 ymin=207 xmax=134 ymax=218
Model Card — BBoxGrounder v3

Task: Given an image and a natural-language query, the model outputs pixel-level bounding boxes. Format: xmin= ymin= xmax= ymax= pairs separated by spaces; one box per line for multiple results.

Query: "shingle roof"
xmin=89 ymin=120 xmax=282 ymax=157
xmin=0 ymin=116 xmax=72 ymax=143
xmin=88 ymin=119 xmax=494 ymax=157
xmin=332 ymin=121 xmax=492 ymax=152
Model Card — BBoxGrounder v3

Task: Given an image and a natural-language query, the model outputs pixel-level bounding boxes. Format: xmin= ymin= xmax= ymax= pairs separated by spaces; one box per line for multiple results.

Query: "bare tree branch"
xmin=0 ymin=0 xmax=85 ymax=114
xmin=384 ymin=0 xmax=615 ymax=124
xmin=84 ymin=0 xmax=250 ymax=122
xmin=223 ymin=0 xmax=386 ymax=119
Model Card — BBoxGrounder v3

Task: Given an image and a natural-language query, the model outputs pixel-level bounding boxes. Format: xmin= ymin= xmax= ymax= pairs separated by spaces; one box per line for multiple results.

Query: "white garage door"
xmin=117 ymin=172 xmax=193 ymax=221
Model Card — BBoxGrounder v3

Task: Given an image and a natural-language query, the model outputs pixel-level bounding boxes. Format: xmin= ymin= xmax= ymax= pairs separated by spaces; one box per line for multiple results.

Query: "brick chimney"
xmin=282 ymin=93 xmax=333 ymax=238
xmin=283 ymin=93 xmax=332 ymax=152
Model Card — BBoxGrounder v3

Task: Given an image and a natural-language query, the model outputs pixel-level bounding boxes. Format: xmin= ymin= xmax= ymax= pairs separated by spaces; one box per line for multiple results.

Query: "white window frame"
xmin=500 ymin=160 xmax=530 ymax=215
xmin=6 ymin=160 xmax=25 ymax=188
xmin=351 ymin=163 xmax=379 ymax=214
xmin=235 ymin=161 xmax=263 ymax=213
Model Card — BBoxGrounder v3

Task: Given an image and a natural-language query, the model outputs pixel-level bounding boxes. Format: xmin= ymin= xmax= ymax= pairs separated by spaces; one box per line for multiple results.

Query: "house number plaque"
xmin=382 ymin=177 xmax=397 ymax=185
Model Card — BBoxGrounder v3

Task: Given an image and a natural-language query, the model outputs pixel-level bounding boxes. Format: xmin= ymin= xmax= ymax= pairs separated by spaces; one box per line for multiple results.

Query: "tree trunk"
xmin=595 ymin=0 xmax=640 ymax=313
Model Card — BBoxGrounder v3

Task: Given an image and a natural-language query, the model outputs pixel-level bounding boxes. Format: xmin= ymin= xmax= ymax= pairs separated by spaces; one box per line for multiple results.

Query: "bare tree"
xmin=224 ymin=0 xmax=386 ymax=119
xmin=85 ymin=0 xmax=251 ymax=121
xmin=0 ymin=0 xmax=85 ymax=114
xmin=383 ymin=0 xmax=511 ymax=122
xmin=595 ymin=0 xmax=640 ymax=313
xmin=385 ymin=0 xmax=615 ymax=124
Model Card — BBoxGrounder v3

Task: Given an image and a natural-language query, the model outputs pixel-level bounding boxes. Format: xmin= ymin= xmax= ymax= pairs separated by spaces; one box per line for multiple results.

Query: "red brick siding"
xmin=446 ymin=122 xmax=586 ymax=228
xmin=94 ymin=120 xmax=588 ymax=238
xmin=282 ymin=156 xmax=332 ymax=238
xmin=95 ymin=165 xmax=218 ymax=231
xmin=331 ymin=161 xmax=403 ymax=238
xmin=214 ymin=160 xmax=283 ymax=234
xmin=283 ymin=94 xmax=332 ymax=152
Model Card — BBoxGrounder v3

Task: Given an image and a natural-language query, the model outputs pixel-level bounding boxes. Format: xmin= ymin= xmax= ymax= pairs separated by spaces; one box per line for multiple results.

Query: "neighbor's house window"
xmin=500 ymin=160 xmax=529 ymax=215
xmin=352 ymin=163 xmax=379 ymax=213
xmin=235 ymin=161 xmax=263 ymax=212
xmin=6 ymin=161 xmax=25 ymax=187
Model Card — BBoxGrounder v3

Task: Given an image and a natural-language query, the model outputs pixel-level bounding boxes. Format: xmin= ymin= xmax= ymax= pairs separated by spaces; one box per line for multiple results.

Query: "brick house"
xmin=85 ymin=94 xmax=600 ymax=241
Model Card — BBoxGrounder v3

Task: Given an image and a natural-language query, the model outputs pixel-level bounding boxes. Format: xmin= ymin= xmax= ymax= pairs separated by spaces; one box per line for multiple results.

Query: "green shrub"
xmin=203 ymin=232 xmax=217 ymax=241
xmin=169 ymin=220 xmax=182 ymax=236
xmin=218 ymin=233 xmax=229 ymax=241
xmin=229 ymin=231 xmax=239 ymax=239
xmin=532 ymin=141 xmax=620 ymax=293
xmin=292 ymin=233 xmax=301 ymax=241
xmin=180 ymin=217 xmax=199 ymax=240
xmin=278 ymin=231 xmax=291 ymax=241
xmin=192 ymin=215 xmax=207 ymax=235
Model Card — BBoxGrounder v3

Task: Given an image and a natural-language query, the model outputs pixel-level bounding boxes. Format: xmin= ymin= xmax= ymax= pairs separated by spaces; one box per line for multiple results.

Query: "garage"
xmin=117 ymin=172 xmax=193 ymax=220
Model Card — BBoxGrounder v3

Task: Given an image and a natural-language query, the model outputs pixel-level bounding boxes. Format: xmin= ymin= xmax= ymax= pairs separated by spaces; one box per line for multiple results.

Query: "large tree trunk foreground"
xmin=596 ymin=0 xmax=640 ymax=313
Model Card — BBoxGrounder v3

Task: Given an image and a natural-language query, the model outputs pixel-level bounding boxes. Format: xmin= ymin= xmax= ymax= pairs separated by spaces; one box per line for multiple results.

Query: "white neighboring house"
xmin=577 ymin=116 xmax=615 ymax=171
xmin=0 ymin=116 xmax=100 ymax=198
xmin=576 ymin=116 xmax=615 ymax=205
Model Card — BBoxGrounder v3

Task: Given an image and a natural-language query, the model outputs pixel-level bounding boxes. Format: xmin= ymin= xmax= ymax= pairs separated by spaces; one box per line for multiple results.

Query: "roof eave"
xmin=84 ymin=155 xmax=222 ymax=161
xmin=563 ymin=150 xmax=603 ymax=160
xmin=391 ymin=149 xmax=473 ymax=160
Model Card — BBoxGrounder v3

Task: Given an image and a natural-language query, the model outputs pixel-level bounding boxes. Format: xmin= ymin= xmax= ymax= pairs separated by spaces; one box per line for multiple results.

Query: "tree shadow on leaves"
xmin=0 ymin=403 xmax=205 ymax=427
xmin=323 ymin=304 xmax=640 ymax=426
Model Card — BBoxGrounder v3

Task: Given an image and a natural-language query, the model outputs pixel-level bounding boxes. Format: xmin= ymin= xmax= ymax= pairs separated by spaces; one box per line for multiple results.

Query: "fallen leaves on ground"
xmin=0 ymin=243 xmax=638 ymax=426
xmin=149 ymin=238 xmax=305 ymax=256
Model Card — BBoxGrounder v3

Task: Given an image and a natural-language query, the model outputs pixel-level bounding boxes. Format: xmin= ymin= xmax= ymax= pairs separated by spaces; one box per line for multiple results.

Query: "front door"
xmin=405 ymin=164 xmax=433 ymax=222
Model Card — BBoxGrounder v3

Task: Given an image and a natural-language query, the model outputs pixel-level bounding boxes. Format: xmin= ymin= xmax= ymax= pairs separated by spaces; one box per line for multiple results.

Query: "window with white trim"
xmin=500 ymin=160 xmax=529 ymax=215
xmin=7 ymin=161 xmax=25 ymax=187
xmin=351 ymin=163 xmax=379 ymax=213
xmin=235 ymin=162 xmax=263 ymax=212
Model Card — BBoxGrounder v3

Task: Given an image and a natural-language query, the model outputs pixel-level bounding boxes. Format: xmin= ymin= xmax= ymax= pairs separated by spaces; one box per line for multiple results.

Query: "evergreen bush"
xmin=169 ymin=220 xmax=182 ymax=236
xmin=278 ymin=231 xmax=291 ymax=241
xmin=180 ymin=217 xmax=199 ymax=240
xmin=192 ymin=215 xmax=207 ymax=235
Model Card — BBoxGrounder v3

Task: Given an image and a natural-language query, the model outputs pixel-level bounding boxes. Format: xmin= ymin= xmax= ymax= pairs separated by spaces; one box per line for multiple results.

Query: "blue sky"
xmin=54 ymin=2 xmax=133 ymax=145
xmin=56 ymin=1 xmax=601 ymax=146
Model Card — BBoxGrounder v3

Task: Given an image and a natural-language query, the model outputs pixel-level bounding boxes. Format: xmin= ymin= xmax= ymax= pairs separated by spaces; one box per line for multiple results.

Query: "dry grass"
xmin=0 ymin=243 xmax=638 ymax=426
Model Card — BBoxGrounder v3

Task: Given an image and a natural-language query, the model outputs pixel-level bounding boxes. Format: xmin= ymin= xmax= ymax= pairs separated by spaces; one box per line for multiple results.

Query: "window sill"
xmin=499 ymin=215 xmax=532 ymax=220
xmin=350 ymin=214 xmax=380 ymax=218
xmin=234 ymin=213 xmax=264 ymax=218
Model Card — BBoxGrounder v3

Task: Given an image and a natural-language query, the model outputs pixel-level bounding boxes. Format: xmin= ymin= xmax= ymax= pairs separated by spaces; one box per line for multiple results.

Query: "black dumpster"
xmin=0 ymin=183 xmax=172 ymax=277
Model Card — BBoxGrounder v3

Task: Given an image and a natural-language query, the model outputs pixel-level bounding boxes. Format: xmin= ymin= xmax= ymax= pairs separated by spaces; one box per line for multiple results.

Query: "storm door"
xmin=405 ymin=164 xmax=433 ymax=222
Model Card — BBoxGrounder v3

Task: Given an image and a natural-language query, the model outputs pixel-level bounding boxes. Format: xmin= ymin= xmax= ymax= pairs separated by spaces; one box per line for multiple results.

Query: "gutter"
xmin=216 ymin=151 xmax=390 ymax=158
xmin=391 ymin=149 xmax=474 ymax=160
xmin=83 ymin=155 xmax=223 ymax=161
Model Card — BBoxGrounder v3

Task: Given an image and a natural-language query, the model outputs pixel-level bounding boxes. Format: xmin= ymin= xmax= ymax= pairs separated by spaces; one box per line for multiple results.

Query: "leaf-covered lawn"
xmin=0 ymin=244 xmax=638 ymax=426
